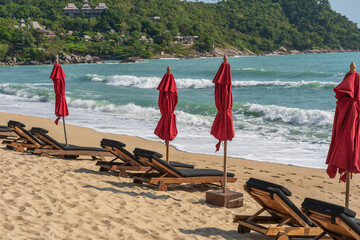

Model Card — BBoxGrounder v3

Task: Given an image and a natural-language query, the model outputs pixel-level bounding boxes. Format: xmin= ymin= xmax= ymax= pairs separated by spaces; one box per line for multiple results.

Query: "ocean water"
xmin=1 ymin=52 xmax=359 ymax=169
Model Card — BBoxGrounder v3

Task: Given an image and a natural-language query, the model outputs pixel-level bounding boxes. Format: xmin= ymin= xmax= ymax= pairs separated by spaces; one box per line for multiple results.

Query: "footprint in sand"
xmin=3 ymin=223 xmax=14 ymax=231
xmin=323 ymin=181 xmax=333 ymax=184
xmin=45 ymin=212 xmax=53 ymax=216
xmin=260 ymin=170 xmax=270 ymax=173
xmin=244 ymin=167 xmax=254 ymax=170
xmin=271 ymin=175 xmax=280 ymax=178
xmin=285 ymin=179 xmax=293 ymax=182
xmin=244 ymin=171 xmax=251 ymax=174
xmin=315 ymin=185 xmax=324 ymax=189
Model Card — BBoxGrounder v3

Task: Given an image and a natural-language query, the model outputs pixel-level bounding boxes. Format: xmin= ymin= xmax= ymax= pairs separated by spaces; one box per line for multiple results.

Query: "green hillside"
xmin=0 ymin=0 xmax=359 ymax=62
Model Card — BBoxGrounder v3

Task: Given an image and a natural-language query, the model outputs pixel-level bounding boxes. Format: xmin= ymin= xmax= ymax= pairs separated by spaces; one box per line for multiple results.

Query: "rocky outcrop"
xmin=57 ymin=52 xmax=101 ymax=64
xmin=0 ymin=52 xmax=102 ymax=66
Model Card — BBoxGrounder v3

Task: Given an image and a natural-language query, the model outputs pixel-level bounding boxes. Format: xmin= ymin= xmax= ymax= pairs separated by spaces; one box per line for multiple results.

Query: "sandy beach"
xmin=1 ymin=112 xmax=360 ymax=240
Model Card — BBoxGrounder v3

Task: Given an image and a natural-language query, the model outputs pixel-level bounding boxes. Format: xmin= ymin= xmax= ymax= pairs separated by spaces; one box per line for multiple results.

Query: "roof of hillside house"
xmin=95 ymin=3 xmax=108 ymax=9
xmin=64 ymin=3 xmax=78 ymax=10
xmin=82 ymin=0 xmax=92 ymax=9
xmin=30 ymin=21 xmax=45 ymax=31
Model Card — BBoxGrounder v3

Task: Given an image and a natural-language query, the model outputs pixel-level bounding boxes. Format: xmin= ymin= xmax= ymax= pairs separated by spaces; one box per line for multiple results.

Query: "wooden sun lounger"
xmin=302 ymin=198 xmax=360 ymax=240
xmin=130 ymin=148 xmax=237 ymax=191
xmin=30 ymin=127 xmax=112 ymax=159
xmin=233 ymin=178 xmax=325 ymax=240
xmin=96 ymin=138 xmax=194 ymax=177
xmin=1 ymin=120 xmax=47 ymax=152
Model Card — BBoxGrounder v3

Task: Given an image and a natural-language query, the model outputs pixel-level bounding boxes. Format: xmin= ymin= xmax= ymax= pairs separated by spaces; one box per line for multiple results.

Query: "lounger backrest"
xmin=8 ymin=121 xmax=42 ymax=145
xmin=246 ymin=178 xmax=315 ymax=227
xmin=133 ymin=148 xmax=182 ymax=178
xmin=30 ymin=127 xmax=64 ymax=150
xmin=100 ymin=138 xmax=144 ymax=166
xmin=302 ymin=198 xmax=360 ymax=238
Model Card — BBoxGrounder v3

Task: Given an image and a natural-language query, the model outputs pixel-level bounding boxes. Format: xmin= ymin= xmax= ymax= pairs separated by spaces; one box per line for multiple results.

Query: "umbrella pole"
xmin=346 ymin=171 xmax=350 ymax=208
xmin=223 ymin=141 xmax=227 ymax=193
xmin=166 ymin=140 xmax=169 ymax=163
xmin=62 ymin=116 xmax=68 ymax=147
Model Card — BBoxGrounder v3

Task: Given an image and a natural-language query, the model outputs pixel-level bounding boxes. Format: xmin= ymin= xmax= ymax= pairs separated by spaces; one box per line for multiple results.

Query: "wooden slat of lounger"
xmin=137 ymin=156 xmax=182 ymax=178
xmin=146 ymin=176 xmax=237 ymax=184
xmin=0 ymin=131 xmax=16 ymax=137
xmin=33 ymin=133 xmax=60 ymax=150
xmin=247 ymin=187 xmax=308 ymax=227
xmin=234 ymin=215 xmax=279 ymax=224
xmin=33 ymin=149 xmax=112 ymax=157
xmin=305 ymin=210 xmax=360 ymax=239
xmin=265 ymin=225 xmax=324 ymax=236
xmin=98 ymin=164 xmax=149 ymax=172
xmin=14 ymin=126 xmax=40 ymax=146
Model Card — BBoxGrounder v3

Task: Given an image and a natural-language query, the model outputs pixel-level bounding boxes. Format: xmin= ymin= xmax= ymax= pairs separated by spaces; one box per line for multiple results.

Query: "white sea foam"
xmin=0 ymin=90 xmax=329 ymax=169
xmin=243 ymin=103 xmax=334 ymax=126
xmin=88 ymin=74 xmax=336 ymax=89
xmin=86 ymin=74 xmax=106 ymax=82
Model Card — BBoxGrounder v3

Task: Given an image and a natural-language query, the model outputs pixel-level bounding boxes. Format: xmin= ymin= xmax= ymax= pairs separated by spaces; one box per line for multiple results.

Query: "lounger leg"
xmin=133 ymin=179 xmax=143 ymax=184
xmin=99 ymin=167 xmax=109 ymax=172
xmin=92 ymin=156 xmax=98 ymax=160
xmin=16 ymin=146 xmax=25 ymax=152
xmin=119 ymin=170 xmax=128 ymax=178
xmin=275 ymin=234 xmax=290 ymax=240
xmin=39 ymin=152 xmax=49 ymax=157
xmin=157 ymin=181 xmax=167 ymax=191
xmin=5 ymin=145 xmax=14 ymax=150
xmin=313 ymin=231 xmax=327 ymax=240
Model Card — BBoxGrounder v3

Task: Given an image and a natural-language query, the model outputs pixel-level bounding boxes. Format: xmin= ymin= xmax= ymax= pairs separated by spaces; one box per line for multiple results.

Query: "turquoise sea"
xmin=1 ymin=52 xmax=359 ymax=169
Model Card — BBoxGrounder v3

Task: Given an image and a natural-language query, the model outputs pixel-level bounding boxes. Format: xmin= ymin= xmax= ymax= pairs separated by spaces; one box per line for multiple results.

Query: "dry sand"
xmin=1 ymin=112 xmax=359 ymax=240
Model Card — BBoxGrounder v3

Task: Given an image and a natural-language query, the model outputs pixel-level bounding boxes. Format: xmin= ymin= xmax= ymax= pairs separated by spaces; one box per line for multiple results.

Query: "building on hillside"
xmin=30 ymin=21 xmax=56 ymax=40
xmin=84 ymin=35 xmax=92 ymax=42
xmin=174 ymin=35 xmax=199 ymax=45
xmin=19 ymin=19 xmax=26 ymax=28
xmin=63 ymin=3 xmax=79 ymax=17
xmin=64 ymin=1 xmax=108 ymax=18
xmin=139 ymin=35 xmax=153 ymax=43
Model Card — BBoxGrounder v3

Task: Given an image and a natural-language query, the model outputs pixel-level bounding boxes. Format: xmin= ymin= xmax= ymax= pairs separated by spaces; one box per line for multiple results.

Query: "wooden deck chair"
xmin=30 ymin=127 xmax=112 ymax=159
xmin=0 ymin=125 xmax=17 ymax=138
xmin=96 ymin=138 xmax=194 ymax=177
xmin=130 ymin=148 xmax=237 ymax=191
xmin=233 ymin=178 xmax=324 ymax=240
xmin=302 ymin=198 xmax=360 ymax=240
xmin=2 ymin=120 xmax=46 ymax=152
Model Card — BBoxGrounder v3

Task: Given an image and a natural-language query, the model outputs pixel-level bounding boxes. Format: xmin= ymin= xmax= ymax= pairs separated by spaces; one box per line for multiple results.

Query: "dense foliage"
xmin=0 ymin=0 xmax=359 ymax=61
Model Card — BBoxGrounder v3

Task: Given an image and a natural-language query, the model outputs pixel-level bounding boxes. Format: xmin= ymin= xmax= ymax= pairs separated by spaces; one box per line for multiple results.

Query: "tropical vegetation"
xmin=0 ymin=0 xmax=359 ymax=62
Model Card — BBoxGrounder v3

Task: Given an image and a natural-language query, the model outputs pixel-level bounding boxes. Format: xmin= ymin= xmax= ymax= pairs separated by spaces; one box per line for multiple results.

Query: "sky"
xmin=189 ymin=0 xmax=360 ymax=26
xmin=329 ymin=0 xmax=360 ymax=26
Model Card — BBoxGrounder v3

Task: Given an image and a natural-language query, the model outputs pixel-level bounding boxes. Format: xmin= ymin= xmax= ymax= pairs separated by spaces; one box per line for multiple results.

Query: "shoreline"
xmin=0 ymin=110 xmax=328 ymax=171
xmin=1 ymin=47 xmax=358 ymax=66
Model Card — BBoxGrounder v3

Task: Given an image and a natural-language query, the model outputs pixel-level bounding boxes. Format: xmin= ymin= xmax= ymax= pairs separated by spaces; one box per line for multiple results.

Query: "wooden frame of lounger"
xmin=233 ymin=185 xmax=324 ymax=239
xmin=0 ymin=127 xmax=17 ymax=138
xmin=2 ymin=125 xmax=47 ymax=152
xmin=131 ymin=155 xmax=237 ymax=191
xmin=301 ymin=207 xmax=360 ymax=240
xmin=31 ymin=131 xmax=112 ymax=159
xmin=96 ymin=144 xmax=151 ymax=177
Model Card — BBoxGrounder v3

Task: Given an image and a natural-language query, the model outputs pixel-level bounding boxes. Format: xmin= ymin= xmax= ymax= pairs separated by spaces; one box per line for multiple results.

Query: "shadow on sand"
xmin=179 ymin=227 xmax=269 ymax=240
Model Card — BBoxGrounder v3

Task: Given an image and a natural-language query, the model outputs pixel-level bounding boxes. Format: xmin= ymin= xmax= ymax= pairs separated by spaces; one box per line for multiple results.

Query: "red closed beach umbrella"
xmin=326 ymin=62 xmax=360 ymax=207
xmin=211 ymin=55 xmax=235 ymax=192
xmin=154 ymin=66 xmax=178 ymax=163
xmin=50 ymin=58 xmax=69 ymax=146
